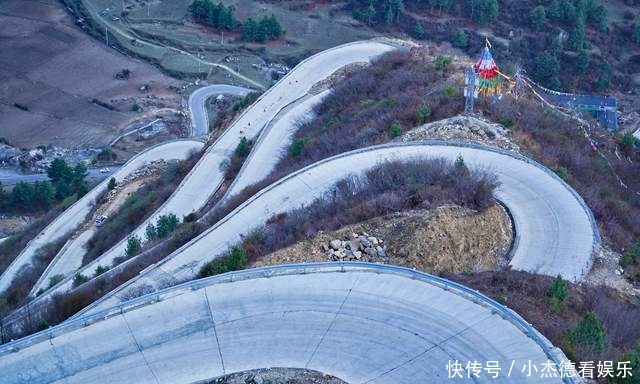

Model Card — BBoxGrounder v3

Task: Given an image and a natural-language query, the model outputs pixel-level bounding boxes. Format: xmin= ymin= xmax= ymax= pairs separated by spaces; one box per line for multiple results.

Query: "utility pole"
xmin=464 ymin=67 xmax=477 ymax=115
xmin=221 ymin=31 xmax=224 ymax=45
xmin=105 ymin=25 xmax=109 ymax=47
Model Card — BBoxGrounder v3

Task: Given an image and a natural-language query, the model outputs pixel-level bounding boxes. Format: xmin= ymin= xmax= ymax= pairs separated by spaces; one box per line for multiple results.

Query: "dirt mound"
xmin=252 ymin=204 xmax=513 ymax=274
xmin=400 ymin=115 xmax=519 ymax=152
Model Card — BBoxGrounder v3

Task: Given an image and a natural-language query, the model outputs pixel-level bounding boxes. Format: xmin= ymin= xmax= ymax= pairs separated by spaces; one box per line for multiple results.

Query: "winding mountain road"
xmin=0 ymin=263 xmax=571 ymax=384
xmin=0 ymin=140 xmax=204 ymax=294
xmin=23 ymin=39 xmax=401 ymax=304
xmin=0 ymin=40 xmax=601 ymax=384
xmin=75 ymin=141 xmax=597 ymax=317
xmin=29 ymin=85 xmax=252 ymax=297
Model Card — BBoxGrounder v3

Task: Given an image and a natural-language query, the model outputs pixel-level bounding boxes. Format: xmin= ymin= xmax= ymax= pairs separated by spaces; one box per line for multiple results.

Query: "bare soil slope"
xmin=0 ymin=0 xmax=181 ymax=148
xmin=253 ymin=205 xmax=513 ymax=274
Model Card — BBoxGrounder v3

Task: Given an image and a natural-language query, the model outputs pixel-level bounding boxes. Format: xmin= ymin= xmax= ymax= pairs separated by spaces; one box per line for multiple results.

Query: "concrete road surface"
xmin=0 ymin=140 xmax=203 ymax=294
xmin=0 ymin=263 xmax=571 ymax=384
xmin=29 ymin=85 xmax=252 ymax=297
xmin=189 ymin=84 xmax=252 ymax=137
xmin=220 ymin=90 xmax=330 ymax=203
xmin=79 ymin=141 xmax=597 ymax=316
xmin=38 ymin=40 xmax=400 ymax=300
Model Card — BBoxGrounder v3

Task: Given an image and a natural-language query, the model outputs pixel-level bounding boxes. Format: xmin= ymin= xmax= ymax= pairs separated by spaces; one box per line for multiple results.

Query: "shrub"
xmin=108 ymin=177 xmax=117 ymax=191
xmin=387 ymin=121 xmax=402 ymax=138
xmin=548 ymin=275 xmax=567 ymax=312
xmin=146 ymin=223 xmax=157 ymax=241
xmin=199 ymin=247 xmax=247 ymax=278
xmin=566 ymin=311 xmax=607 ymax=356
xmin=47 ymin=274 xmax=65 ymax=289
xmin=288 ymin=138 xmax=305 ymax=158
xmin=94 ymin=265 xmax=108 ymax=277
xmin=442 ymin=84 xmax=458 ymax=96
xmin=72 ymin=273 xmax=88 ymax=288
xmin=125 ymin=235 xmax=141 ymax=257
xmin=234 ymin=136 xmax=251 ymax=158
xmin=417 ymin=104 xmax=431 ymax=124
xmin=451 ymin=28 xmax=469 ymax=48
xmin=434 ymin=55 xmax=452 ymax=70
xmin=554 ymin=167 xmax=570 ymax=182
xmin=156 ymin=213 xmax=179 ymax=238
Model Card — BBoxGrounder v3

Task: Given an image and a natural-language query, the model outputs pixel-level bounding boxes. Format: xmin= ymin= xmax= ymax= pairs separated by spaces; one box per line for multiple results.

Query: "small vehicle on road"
xmin=95 ymin=215 xmax=108 ymax=227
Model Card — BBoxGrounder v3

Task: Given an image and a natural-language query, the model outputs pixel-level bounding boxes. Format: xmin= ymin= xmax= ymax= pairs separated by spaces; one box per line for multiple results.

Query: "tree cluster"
xmin=242 ymin=15 xmax=283 ymax=42
xmin=189 ymin=0 xmax=237 ymax=30
xmin=189 ymin=1 xmax=283 ymax=43
xmin=0 ymin=158 xmax=88 ymax=214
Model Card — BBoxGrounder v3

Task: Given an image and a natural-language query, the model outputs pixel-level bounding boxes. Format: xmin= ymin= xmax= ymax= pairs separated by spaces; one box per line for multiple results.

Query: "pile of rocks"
xmin=400 ymin=115 xmax=520 ymax=152
xmin=321 ymin=232 xmax=386 ymax=261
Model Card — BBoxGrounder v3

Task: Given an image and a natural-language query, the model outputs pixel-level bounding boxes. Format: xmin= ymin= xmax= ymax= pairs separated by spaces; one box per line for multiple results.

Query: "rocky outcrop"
xmin=401 ymin=115 xmax=519 ymax=151
xmin=322 ymin=232 xmax=386 ymax=261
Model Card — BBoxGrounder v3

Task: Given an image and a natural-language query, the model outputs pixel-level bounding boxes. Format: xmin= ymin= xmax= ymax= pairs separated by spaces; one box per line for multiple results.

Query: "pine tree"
xmin=570 ymin=15 xmax=586 ymax=51
xmin=11 ymin=182 xmax=34 ymax=211
xmin=243 ymin=18 xmax=258 ymax=41
xmin=530 ymin=6 xmax=547 ymax=31
xmin=451 ymin=28 xmax=469 ymax=48
xmin=411 ymin=22 xmax=425 ymax=39
xmin=576 ymin=49 xmax=589 ymax=73
xmin=34 ymin=181 xmax=55 ymax=210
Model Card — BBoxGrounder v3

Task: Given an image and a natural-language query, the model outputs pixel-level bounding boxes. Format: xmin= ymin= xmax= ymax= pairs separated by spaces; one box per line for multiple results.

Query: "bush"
xmin=72 ymin=273 xmax=88 ymax=288
xmin=288 ymin=138 xmax=305 ymax=158
xmin=234 ymin=136 xmax=251 ymax=158
xmin=566 ymin=311 xmax=607 ymax=356
xmin=417 ymin=104 xmax=431 ymax=124
xmin=94 ymin=265 xmax=108 ymax=277
xmin=108 ymin=177 xmax=116 ymax=191
xmin=47 ymin=274 xmax=65 ymax=290
xmin=125 ymin=235 xmax=142 ymax=257
xmin=199 ymin=247 xmax=247 ymax=278
xmin=548 ymin=275 xmax=567 ymax=312
xmin=156 ymin=213 xmax=179 ymax=238
xmin=434 ymin=55 xmax=452 ymax=70
xmin=451 ymin=28 xmax=469 ymax=48
xmin=554 ymin=167 xmax=570 ymax=182
xmin=387 ymin=121 xmax=403 ymax=138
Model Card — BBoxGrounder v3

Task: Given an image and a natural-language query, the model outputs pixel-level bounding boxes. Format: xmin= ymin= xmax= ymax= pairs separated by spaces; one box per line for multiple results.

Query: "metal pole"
xmin=105 ymin=26 xmax=109 ymax=46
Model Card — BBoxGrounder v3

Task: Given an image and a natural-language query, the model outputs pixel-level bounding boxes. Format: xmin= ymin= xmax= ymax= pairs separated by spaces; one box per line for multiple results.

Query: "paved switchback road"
xmin=79 ymin=141 xmax=598 ymax=316
xmin=0 ymin=263 xmax=570 ymax=384
xmin=29 ymin=85 xmax=252 ymax=297
xmin=0 ymin=140 xmax=204 ymax=294
xmin=29 ymin=39 xmax=401 ymax=302
xmin=188 ymin=84 xmax=252 ymax=137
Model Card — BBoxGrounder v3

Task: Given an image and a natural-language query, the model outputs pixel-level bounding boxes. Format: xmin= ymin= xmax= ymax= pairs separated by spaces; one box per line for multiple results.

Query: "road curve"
xmin=0 ymin=140 xmax=204 ymax=294
xmin=78 ymin=141 xmax=598 ymax=316
xmin=31 ymin=40 xmax=401 ymax=300
xmin=219 ymin=90 xmax=330 ymax=204
xmin=29 ymin=85 xmax=251 ymax=297
xmin=188 ymin=84 xmax=252 ymax=137
xmin=0 ymin=263 xmax=571 ymax=384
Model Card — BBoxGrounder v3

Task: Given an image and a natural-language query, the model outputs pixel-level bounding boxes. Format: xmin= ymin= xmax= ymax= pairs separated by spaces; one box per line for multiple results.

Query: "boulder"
xmin=330 ymin=239 xmax=341 ymax=250
xmin=359 ymin=236 xmax=371 ymax=248
xmin=364 ymin=247 xmax=377 ymax=257
xmin=347 ymin=240 xmax=361 ymax=251
xmin=376 ymin=246 xmax=386 ymax=257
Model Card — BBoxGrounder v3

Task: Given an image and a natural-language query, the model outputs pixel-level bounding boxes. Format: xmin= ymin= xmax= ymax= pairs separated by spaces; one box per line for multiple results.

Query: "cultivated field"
xmin=0 ymin=0 xmax=182 ymax=149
